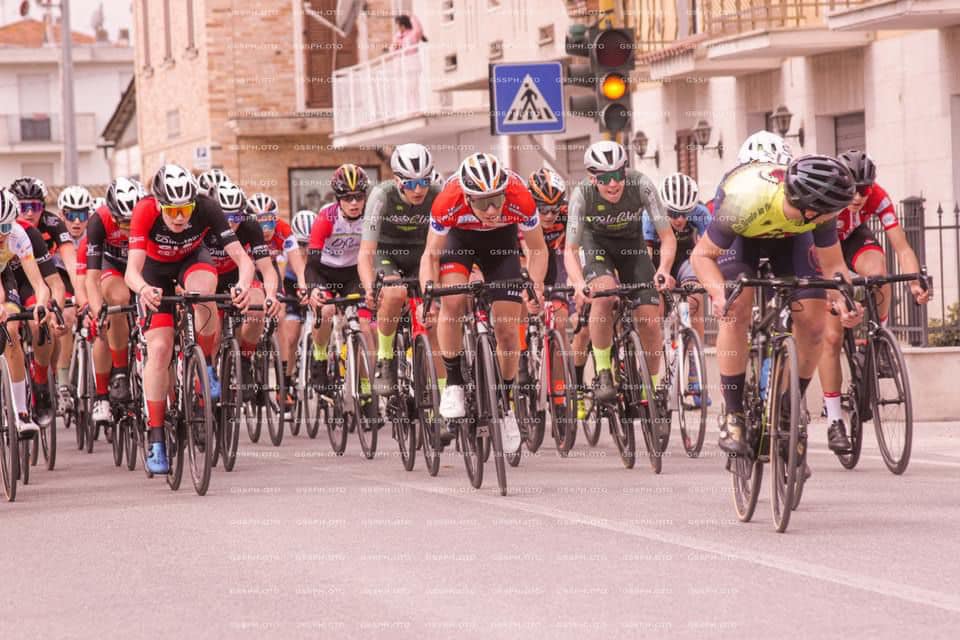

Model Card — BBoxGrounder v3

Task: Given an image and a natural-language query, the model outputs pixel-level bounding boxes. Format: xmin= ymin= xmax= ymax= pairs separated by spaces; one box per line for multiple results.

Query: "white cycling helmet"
xmin=659 ymin=173 xmax=699 ymax=213
xmin=391 ymin=143 xmax=434 ymax=180
xmin=291 ymin=209 xmax=316 ymax=243
xmin=216 ymin=181 xmax=246 ymax=213
xmin=584 ymin=140 xmax=627 ymax=173
xmin=245 ymin=192 xmax=278 ymax=216
xmin=0 ymin=188 xmax=20 ymax=226
xmin=106 ymin=177 xmax=141 ymax=220
xmin=151 ymin=164 xmax=197 ymax=206
xmin=737 ymin=130 xmax=793 ymax=165
xmin=197 ymin=168 xmax=230 ymax=197
xmin=457 ymin=153 xmax=508 ymax=197
xmin=58 ymin=185 xmax=93 ymax=212
xmin=91 ymin=196 xmax=107 ymax=211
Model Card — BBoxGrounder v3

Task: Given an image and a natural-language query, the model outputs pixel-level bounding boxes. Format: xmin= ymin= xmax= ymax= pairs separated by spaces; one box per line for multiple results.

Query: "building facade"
xmin=0 ymin=18 xmax=133 ymax=187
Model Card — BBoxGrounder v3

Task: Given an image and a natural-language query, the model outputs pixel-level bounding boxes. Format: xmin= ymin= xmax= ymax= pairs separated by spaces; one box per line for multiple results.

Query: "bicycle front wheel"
xmin=625 ymin=332 xmax=661 ymax=474
xmin=413 ymin=334 xmax=441 ymax=477
xmin=184 ymin=346 xmax=215 ymax=496
xmin=547 ymin=330 xmax=577 ymax=456
xmin=580 ymin=349 xmax=601 ymax=447
xmin=871 ymin=327 xmax=912 ymax=474
xmin=838 ymin=331 xmax=864 ymax=470
xmin=476 ymin=334 xmax=507 ymax=496
xmin=678 ymin=328 xmax=707 ymax=458
xmin=0 ymin=360 xmax=19 ymax=501
xmin=351 ymin=335 xmax=378 ymax=459
xmin=769 ymin=336 xmax=800 ymax=533
xmin=218 ymin=340 xmax=242 ymax=472
xmin=261 ymin=334 xmax=286 ymax=447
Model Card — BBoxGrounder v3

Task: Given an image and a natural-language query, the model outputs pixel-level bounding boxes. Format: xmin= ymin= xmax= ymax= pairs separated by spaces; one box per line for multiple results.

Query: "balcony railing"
xmin=0 ymin=113 xmax=98 ymax=148
xmin=332 ymin=44 xmax=434 ymax=136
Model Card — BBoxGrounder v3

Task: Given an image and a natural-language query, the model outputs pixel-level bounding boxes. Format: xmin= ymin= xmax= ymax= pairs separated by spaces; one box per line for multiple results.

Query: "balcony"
xmin=827 ymin=0 xmax=960 ymax=31
xmin=331 ymin=44 xmax=488 ymax=148
xmin=0 ymin=113 xmax=98 ymax=153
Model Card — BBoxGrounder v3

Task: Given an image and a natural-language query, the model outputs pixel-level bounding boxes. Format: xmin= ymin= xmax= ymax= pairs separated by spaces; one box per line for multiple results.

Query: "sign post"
xmin=489 ymin=62 xmax=566 ymax=136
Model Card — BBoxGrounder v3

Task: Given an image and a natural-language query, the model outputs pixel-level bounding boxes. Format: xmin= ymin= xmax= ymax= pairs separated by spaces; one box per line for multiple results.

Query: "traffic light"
xmin=564 ymin=25 xmax=636 ymax=134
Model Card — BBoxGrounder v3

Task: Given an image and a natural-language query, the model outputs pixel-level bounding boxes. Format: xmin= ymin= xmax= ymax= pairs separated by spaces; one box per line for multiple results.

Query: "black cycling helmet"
xmin=10 ymin=176 xmax=47 ymax=202
xmin=838 ymin=149 xmax=876 ymax=187
xmin=785 ymin=154 xmax=856 ymax=216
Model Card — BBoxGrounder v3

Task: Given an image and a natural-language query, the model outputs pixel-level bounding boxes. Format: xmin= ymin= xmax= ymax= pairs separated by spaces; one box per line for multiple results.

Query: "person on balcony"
xmin=391 ymin=14 xmax=426 ymax=50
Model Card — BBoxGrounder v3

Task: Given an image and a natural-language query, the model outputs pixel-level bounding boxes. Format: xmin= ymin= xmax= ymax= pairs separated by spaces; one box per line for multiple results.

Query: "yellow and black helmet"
xmin=331 ymin=163 xmax=370 ymax=197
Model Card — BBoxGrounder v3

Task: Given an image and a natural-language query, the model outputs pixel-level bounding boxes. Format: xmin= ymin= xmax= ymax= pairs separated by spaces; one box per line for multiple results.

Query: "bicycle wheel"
xmin=543 ymin=331 xmax=576 ymax=456
xmin=625 ymin=332 xmax=661 ymax=474
xmin=68 ymin=339 xmax=84 ymax=450
xmin=219 ymin=340 xmax=242 ymax=472
xmin=871 ymin=328 xmax=912 ymax=475
xmin=165 ymin=413 xmax=184 ymax=491
xmin=125 ymin=417 xmax=139 ymax=471
xmin=476 ymin=334 xmax=507 ymax=496
xmin=184 ymin=346 xmax=214 ymax=496
xmin=351 ymin=335 xmax=378 ymax=460
xmin=0 ymin=361 xmax=18 ymax=501
xmin=580 ymin=350 xmax=601 ymax=447
xmin=295 ymin=331 xmax=313 ymax=438
xmin=516 ymin=351 xmax=545 ymax=454
xmin=769 ymin=336 xmax=800 ymax=533
xmin=678 ymin=328 xmax=707 ymax=458
xmin=20 ymin=434 xmax=32 ymax=485
xmin=39 ymin=373 xmax=57 ymax=469
xmin=732 ymin=349 xmax=764 ymax=522
xmin=110 ymin=398 xmax=123 ymax=467
xmin=414 ymin=334 xmax=441 ymax=477
xmin=838 ymin=332 xmax=864 ymax=470
xmin=259 ymin=334 xmax=286 ymax=447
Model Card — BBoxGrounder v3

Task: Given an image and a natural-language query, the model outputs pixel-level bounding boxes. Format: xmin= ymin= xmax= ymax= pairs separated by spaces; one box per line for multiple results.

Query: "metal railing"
xmin=0 ymin=113 xmax=97 ymax=147
xmin=702 ymin=0 xmax=866 ymax=36
xmin=332 ymin=43 xmax=433 ymax=136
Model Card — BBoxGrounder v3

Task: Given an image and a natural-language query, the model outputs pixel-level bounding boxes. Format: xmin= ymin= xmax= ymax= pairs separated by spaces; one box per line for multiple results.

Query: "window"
xmin=166 ymin=109 xmax=180 ymax=139
xmin=675 ymin=130 xmax=698 ymax=182
xmin=19 ymin=116 xmax=52 ymax=142
xmin=17 ymin=73 xmax=51 ymax=142
xmin=186 ymin=0 xmax=197 ymax=53
xmin=558 ymin=136 xmax=590 ymax=183
xmin=304 ymin=0 xmax=359 ymax=110
xmin=538 ymin=25 xmax=555 ymax=47
xmin=488 ymin=0 xmax=502 ymax=7
xmin=834 ymin=112 xmax=865 ymax=155
xmin=444 ymin=54 xmax=458 ymax=72
xmin=489 ymin=40 xmax=503 ymax=61
xmin=289 ymin=166 xmax=380 ymax=212
xmin=162 ymin=0 xmax=173 ymax=64
xmin=441 ymin=0 xmax=454 ymax=23
xmin=141 ymin=0 xmax=151 ymax=70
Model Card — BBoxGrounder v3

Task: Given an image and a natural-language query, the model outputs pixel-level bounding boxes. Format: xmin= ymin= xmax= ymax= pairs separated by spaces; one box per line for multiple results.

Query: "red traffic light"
xmin=595 ymin=30 xmax=633 ymax=68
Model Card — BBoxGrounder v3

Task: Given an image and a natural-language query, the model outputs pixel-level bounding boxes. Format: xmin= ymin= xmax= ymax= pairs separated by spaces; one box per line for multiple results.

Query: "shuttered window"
xmin=305 ymin=0 xmax=359 ymax=109
xmin=676 ymin=130 xmax=698 ymax=182
xmin=835 ymin=112 xmax=866 ymax=154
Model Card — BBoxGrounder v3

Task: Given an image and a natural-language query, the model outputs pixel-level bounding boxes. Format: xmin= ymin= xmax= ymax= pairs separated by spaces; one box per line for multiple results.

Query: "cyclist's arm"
xmin=654 ymin=226 xmax=678 ymax=277
xmin=418 ymin=228 xmax=444 ymax=290
xmin=358 ymin=239 xmax=377 ymax=294
xmin=255 ymin=256 xmax=278 ymax=298
xmin=285 ymin=242 xmax=307 ymax=290
xmin=883 ymin=225 xmax=921 ymax=275
xmin=57 ymin=241 xmax=81 ymax=294
xmin=563 ymin=187 xmax=586 ymax=290
xmin=225 ymin=241 xmax=255 ymax=290
xmin=44 ymin=270 xmax=65 ymax=309
xmin=690 ymin=233 xmax=727 ymax=311
xmin=359 ymin=186 xmax=386 ymax=292
xmin=22 ymin=258 xmax=51 ymax=309
xmin=520 ymin=223 xmax=548 ymax=287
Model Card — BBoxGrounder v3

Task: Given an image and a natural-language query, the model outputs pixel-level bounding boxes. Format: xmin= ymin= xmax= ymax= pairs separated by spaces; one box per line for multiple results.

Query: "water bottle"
xmin=759 ymin=356 xmax=771 ymax=400
xmin=679 ymin=300 xmax=690 ymax=327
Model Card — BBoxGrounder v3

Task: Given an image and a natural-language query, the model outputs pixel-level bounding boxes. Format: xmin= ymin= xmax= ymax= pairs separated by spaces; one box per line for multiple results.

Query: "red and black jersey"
xmin=14 ymin=219 xmax=57 ymax=277
xmin=205 ymin=218 xmax=270 ymax=274
xmin=76 ymin=236 xmax=88 ymax=277
xmin=85 ymin=206 xmax=130 ymax=270
xmin=129 ymin=194 xmax=237 ymax=263
xmin=429 ymin=171 xmax=539 ymax=235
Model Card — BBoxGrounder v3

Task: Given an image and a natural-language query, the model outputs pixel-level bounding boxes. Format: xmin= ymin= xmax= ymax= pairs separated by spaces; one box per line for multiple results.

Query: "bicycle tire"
xmin=476 ymin=334 xmax=507 ymax=496
xmin=165 ymin=413 xmax=184 ymax=491
xmin=414 ymin=334 xmax=441 ymax=477
xmin=69 ymin=339 xmax=84 ymax=450
xmin=546 ymin=330 xmax=577 ymax=456
xmin=678 ymin=328 xmax=707 ymax=458
xmin=219 ymin=340 xmax=242 ymax=472
xmin=0 ymin=360 xmax=18 ymax=501
xmin=351 ymin=335 xmax=378 ymax=460
xmin=838 ymin=331 xmax=864 ymax=470
xmin=110 ymin=402 xmax=123 ymax=467
xmin=125 ymin=417 xmax=138 ymax=471
xmin=516 ymin=351 xmax=545 ymax=454
xmin=184 ymin=346 xmax=214 ymax=495
xmin=259 ymin=334 xmax=286 ymax=447
xmin=580 ymin=350 xmax=601 ymax=447
xmin=326 ymin=349 xmax=348 ymax=455
xmin=625 ymin=332 xmax=661 ymax=474
xmin=769 ymin=336 xmax=800 ymax=533
xmin=20 ymin=434 xmax=32 ymax=485
xmin=388 ymin=332 xmax=416 ymax=471
xmin=871 ymin=328 xmax=913 ymax=475
xmin=732 ymin=349 xmax=764 ymax=522
xmin=38 ymin=373 xmax=57 ymax=469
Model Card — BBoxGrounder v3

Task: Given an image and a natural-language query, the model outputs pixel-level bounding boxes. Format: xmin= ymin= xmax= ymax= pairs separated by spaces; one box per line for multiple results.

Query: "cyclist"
xmin=737 ymin=130 xmax=794 ymax=166
xmin=204 ymin=181 xmax=281 ymax=398
xmin=564 ymin=141 xmax=676 ymax=405
xmin=281 ymin=209 xmax=315 ymax=398
xmin=690 ymin=155 xmax=862 ymax=458
xmin=0 ymin=188 xmax=54 ymax=434
xmin=306 ymin=164 xmax=371 ymax=392
xmin=358 ymin=143 xmax=440 ymax=395
xmin=645 ymin=173 xmax=710 ymax=346
xmin=816 ymin=150 xmax=930 ymax=451
xmin=197 ymin=168 xmax=230 ymax=198
xmin=9 ymin=177 xmax=67 ymax=424
xmin=419 ymin=152 xmax=548 ymax=453
xmin=126 ymin=164 xmax=255 ymax=474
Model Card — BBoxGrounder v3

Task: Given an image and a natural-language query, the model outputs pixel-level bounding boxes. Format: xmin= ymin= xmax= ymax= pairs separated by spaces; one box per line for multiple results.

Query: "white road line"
xmin=347 ymin=468 xmax=960 ymax=616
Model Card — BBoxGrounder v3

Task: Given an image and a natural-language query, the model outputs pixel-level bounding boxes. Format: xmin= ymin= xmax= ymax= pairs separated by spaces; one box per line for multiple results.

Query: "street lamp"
xmin=771 ymin=105 xmax=805 ymax=148
xmin=632 ymin=130 xmax=660 ymax=168
xmin=693 ymin=119 xmax=723 ymax=158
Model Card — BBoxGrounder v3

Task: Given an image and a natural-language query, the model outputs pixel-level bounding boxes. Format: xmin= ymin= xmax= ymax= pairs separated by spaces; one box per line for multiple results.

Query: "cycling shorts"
xmin=717 ymin=232 xmax=826 ymax=301
xmin=439 ymin=224 xmax=523 ymax=303
xmin=840 ymin=224 xmax=884 ymax=272
xmin=140 ymin=247 xmax=218 ymax=330
xmin=374 ymin=243 xmax=421 ymax=278
xmin=580 ymin=234 xmax=659 ymax=306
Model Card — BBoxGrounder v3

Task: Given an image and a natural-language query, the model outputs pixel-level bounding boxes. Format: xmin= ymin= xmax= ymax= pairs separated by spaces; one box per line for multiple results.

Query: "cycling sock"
xmin=799 ymin=377 xmax=811 ymax=397
xmin=197 ymin=332 xmax=216 ymax=360
xmin=824 ymin=392 xmax=843 ymax=422
xmin=651 ymin=373 xmax=660 ymax=389
xmin=58 ymin=367 xmax=69 ymax=385
xmin=148 ymin=427 xmax=164 ymax=444
xmin=575 ymin=364 xmax=585 ymax=386
xmin=503 ymin=379 xmax=514 ymax=405
xmin=11 ymin=379 xmax=28 ymax=414
xmin=313 ymin=343 xmax=326 ymax=361
xmin=95 ymin=373 xmax=110 ymax=395
xmin=377 ymin=330 xmax=396 ymax=361
xmin=442 ymin=354 xmax=464 ymax=387
xmin=240 ymin=340 xmax=257 ymax=359
xmin=147 ymin=400 xmax=165 ymax=429
xmin=720 ymin=373 xmax=746 ymax=414
xmin=593 ymin=346 xmax=612 ymax=372
xmin=110 ymin=347 xmax=128 ymax=369
xmin=437 ymin=377 xmax=446 ymax=392
xmin=32 ymin=364 xmax=48 ymax=385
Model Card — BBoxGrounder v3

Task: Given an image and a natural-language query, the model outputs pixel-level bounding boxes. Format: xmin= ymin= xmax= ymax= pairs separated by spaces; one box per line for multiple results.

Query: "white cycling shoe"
xmin=92 ymin=399 xmax=111 ymax=423
xmin=501 ymin=411 xmax=522 ymax=455
xmin=16 ymin=414 xmax=39 ymax=435
xmin=439 ymin=385 xmax=466 ymax=419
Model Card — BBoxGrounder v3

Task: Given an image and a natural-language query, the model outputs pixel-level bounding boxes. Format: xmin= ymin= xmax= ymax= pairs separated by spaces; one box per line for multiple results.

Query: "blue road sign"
xmin=489 ymin=62 xmax=565 ymax=136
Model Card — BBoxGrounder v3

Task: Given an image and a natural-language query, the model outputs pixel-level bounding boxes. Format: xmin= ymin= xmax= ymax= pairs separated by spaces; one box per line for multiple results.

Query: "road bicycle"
xmin=93 ymin=304 xmax=144 ymax=469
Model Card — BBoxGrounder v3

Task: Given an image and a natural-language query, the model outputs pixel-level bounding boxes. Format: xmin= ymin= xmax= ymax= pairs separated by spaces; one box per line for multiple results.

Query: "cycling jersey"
xmin=76 ymin=236 xmax=88 ymax=277
xmin=567 ymin=169 xmax=668 ymax=244
xmin=836 ymin=183 xmax=898 ymax=242
xmin=539 ymin=205 xmax=567 ymax=253
xmin=129 ymin=195 xmax=237 ymax=263
xmin=307 ymin=202 xmax=363 ymax=269
xmin=22 ymin=210 xmax=71 ymax=270
xmin=85 ymin=207 xmax=130 ymax=271
xmin=644 ymin=203 xmax=709 ymax=271
xmin=363 ymin=180 xmax=440 ymax=245
xmin=429 ymin=171 xmax=539 ymax=235
xmin=706 ymin=162 xmax=837 ymax=249
xmin=205 ymin=218 xmax=270 ymax=275
xmin=0 ymin=224 xmax=35 ymax=271
xmin=13 ymin=221 xmax=55 ymax=277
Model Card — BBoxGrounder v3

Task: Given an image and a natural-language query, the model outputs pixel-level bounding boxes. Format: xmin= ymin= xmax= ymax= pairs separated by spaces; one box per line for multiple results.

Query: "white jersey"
xmin=0 ymin=224 xmax=35 ymax=271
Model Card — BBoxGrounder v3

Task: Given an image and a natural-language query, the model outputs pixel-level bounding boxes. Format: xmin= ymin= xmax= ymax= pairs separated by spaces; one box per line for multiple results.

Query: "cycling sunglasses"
xmin=667 ymin=209 xmax=688 ymax=219
xmin=64 ymin=208 xmax=90 ymax=223
xmin=226 ymin=212 xmax=247 ymax=225
xmin=400 ymin=177 xmax=431 ymax=191
xmin=338 ymin=192 xmax=366 ymax=204
xmin=160 ymin=202 xmax=196 ymax=219
xmin=19 ymin=200 xmax=44 ymax=214
xmin=258 ymin=215 xmax=278 ymax=231
xmin=0 ymin=222 xmax=13 ymax=234
xmin=468 ymin=193 xmax=505 ymax=211
xmin=856 ymin=184 xmax=872 ymax=197
xmin=593 ymin=169 xmax=626 ymax=185
xmin=538 ymin=204 xmax=564 ymax=215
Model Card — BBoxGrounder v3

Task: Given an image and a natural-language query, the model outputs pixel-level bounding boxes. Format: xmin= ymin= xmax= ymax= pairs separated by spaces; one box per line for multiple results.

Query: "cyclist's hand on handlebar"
xmin=232 ymin=285 xmax=252 ymax=311
xmin=654 ymin=270 xmax=675 ymax=292
xmin=308 ymin=287 xmax=325 ymax=313
xmin=910 ymin=280 xmax=931 ymax=305
xmin=835 ymin=297 xmax=863 ymax=329
xmin=139 ymin=286 xmax=162 ymax=312
xmin=264 ymin=293 xmax=282 ymax=319
xmin=573 ymin=280 xmax=589 ymax=312
xmin=364 ymin=285 xmax=377 ymax=312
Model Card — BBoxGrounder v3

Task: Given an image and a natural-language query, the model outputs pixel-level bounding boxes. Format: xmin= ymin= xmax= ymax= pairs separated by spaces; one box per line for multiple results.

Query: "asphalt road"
xmin=3 ymin=416 xmax=959 ymax=639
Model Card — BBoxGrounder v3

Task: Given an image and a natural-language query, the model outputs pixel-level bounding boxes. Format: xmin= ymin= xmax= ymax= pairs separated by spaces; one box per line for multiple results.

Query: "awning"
xmin=828 ymin=0 xmax=960 ymax=31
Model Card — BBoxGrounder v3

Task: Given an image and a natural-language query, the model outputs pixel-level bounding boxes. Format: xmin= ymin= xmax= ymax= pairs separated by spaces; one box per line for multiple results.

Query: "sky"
xmin=0 ymin=0 xmax=132 ymax=38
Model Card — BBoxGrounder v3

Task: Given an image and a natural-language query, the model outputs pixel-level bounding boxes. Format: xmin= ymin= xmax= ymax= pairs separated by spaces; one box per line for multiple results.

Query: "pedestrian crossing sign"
xmin=489 ymin=62 xmax=566 ymax=135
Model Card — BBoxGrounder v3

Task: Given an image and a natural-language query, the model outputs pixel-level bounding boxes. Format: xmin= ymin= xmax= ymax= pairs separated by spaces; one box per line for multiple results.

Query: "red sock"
xmin=95 ymin=373 xmax=110 ymax=395
xmin=147 ymin=400 xmax=166 ymax=428
xmin=33 ymin=364 xmax=48 ymax=385
xmin=240 ymin=340 xmax=257 ymax=359
xmin=197 ymin=332 xmax=216 ymax=360
xmin=111 ymin=347 xmax=128 ymax=369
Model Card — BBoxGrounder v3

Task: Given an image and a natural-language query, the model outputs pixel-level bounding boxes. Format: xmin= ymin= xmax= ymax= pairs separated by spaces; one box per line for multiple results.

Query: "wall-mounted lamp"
xmin=771 ymin=105 xmax=805 ymax=148
xmin=693 ymin=119 xmax=723 ymax=158
xmin=632 ymin=130 xmax=660 ymax=168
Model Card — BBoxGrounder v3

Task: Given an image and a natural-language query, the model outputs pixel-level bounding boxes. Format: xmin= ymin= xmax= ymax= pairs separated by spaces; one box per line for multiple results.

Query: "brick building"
xmin=131 ymin=0 xmax=395 ymax=215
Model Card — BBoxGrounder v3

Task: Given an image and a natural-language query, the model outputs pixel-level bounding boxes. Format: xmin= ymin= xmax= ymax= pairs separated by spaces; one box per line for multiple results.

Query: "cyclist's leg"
xmin=101 ymin=265 xmax=132 ymax=400
xmin=58 ymin=298 xmax=75 ymax=386
xmin=581 ymin=237 xmax=619 ymax=378
xmin=436 ymin=232 xmax=473 ymax=418
xmin=280 ymin=278 xmax=302 ymax=379
xmin=179 ymin=253 xmax=219 ymax=399
xmin=676 ymin=259 xmax=706 ymax=343
xmin=371 ymin=250 xmax=411 ymax=394
xmin=780 ymin=234 xmax=827 ymax=393
xmin=2 ymin=279 xmax=34 ymax=430
xmin=715 ymin=236 xmax=757 ymax=417
xmin=844 ymin=225 xmax=889 ymax=321
xmin=617 ymin=248 xmax=663 ymax=379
